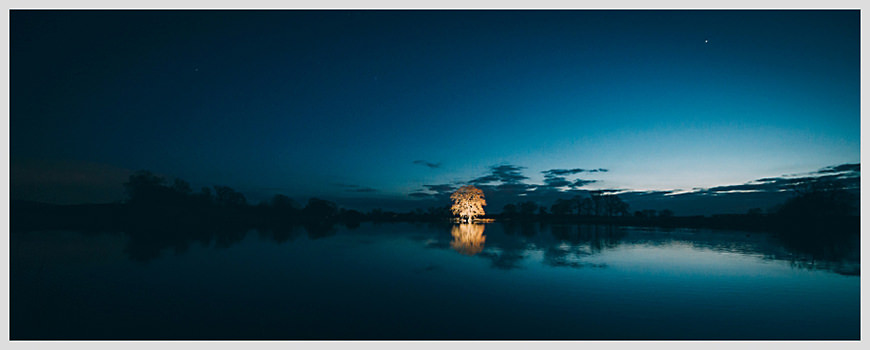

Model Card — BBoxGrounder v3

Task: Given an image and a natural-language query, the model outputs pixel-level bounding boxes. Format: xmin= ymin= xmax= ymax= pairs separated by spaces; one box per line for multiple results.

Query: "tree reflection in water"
xmin=450 ymin=224 xmax=486 ymax=256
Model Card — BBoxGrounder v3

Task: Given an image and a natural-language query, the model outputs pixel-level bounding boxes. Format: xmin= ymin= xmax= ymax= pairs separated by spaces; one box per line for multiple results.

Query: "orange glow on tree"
xmin=450 ymin=224 xmax=486 ymax=256
xmin=450 ymin=185 xmax=486 ymax=222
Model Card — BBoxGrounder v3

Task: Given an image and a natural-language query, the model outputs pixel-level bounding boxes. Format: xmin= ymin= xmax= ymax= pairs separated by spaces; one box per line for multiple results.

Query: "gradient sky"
xmin=10 ymin=10 xmax=860 ymax=208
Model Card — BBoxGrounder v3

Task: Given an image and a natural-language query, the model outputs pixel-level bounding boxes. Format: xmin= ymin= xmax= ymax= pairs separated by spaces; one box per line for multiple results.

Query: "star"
xmin=705 ymin=39 xmax=709 ymax=44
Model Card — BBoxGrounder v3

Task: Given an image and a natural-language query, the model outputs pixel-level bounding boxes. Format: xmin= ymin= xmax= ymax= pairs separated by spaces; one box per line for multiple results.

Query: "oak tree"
xmin=450 ymin=185 xmax=486 ymax=222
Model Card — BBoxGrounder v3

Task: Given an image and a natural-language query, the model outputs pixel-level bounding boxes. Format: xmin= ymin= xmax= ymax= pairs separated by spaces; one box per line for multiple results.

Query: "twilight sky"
xmin=10 ymin=10 xmax=860 ymax=213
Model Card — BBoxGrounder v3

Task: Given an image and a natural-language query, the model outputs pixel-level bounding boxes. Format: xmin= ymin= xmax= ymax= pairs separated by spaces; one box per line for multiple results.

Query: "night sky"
xmin=10 ymin=10 xmax=860 ymax=214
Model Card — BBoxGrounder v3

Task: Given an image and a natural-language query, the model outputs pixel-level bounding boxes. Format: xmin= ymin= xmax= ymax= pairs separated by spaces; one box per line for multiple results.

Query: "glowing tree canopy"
xmin=450 ymin=185 xmax=486 ymax=222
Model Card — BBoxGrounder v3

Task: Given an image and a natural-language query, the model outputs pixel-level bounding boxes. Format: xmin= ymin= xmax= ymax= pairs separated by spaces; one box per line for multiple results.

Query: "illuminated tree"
xmin=450 ymin=224 xmax=486 ymax=256
xmin=450 ymin=185 xmax=486 ymax=222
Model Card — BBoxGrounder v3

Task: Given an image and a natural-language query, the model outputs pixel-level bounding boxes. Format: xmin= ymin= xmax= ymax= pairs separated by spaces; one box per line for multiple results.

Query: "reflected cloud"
xmin=413 ymin=160 xmax=442 ymax=169
xmin=450 ymin=224 xmax=486 ymax=256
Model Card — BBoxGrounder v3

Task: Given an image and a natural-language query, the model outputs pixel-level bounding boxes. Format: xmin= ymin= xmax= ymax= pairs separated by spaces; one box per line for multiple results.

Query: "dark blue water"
xmin=10 ymin=222 xmax=859 ymax=340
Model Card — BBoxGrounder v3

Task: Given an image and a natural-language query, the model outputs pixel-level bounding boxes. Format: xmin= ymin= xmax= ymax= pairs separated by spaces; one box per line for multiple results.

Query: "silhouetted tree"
xmin=790 ymin=175 xmax=853 ymax=196
xmin=777 ymin=187 xmax=857 ymax=219
xmin=304 ymin=198 xmax=338 ymax=221
xmin=579 ymin=197 xmax=594 ymax=216
xmin=339 ymin=209 xmax=365 ymax=228
xmin=197 ymin=186 xmax=215 ymax=204
xmin=171 ymin=178 xmax=192 ymax=195
xmin=213 ymin=186 xmax=247 ymax=207
xmin=270 ymin=194 xmax=299 ymax=211
xmin=123 ymin=170 xmax=200 ymax=208
xmin=257 ymin=194 xmax=300 ymax=224
xmin=659 ymin=209 xmax=674 ymax=218
xmin=601 ymin=194 xmax=629 ymax=216
xmin=550 ymin=198 xmax=575 ymax=216
xmin=502 ymin=203 xmax=518 ymax=216
xmin=589 ymin=192 xmax=604 ymax=216
xmin=426 ymin=205 xmax=452 ymax=219
xmin=124 ymin=170 xmax=169 ymax=204
xmin=519 ymin=201 xmax=539 ymax=217
xmin=368 ymin=208 xmax=387 ymax=221
xmin=634 ymin=209 xmax=658 ymax=218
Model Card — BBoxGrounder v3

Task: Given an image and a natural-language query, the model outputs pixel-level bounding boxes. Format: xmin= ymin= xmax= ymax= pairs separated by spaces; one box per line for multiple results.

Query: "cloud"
xmin=465 ymin=164 xmax=539 ymax=197
xmin=540 ymin=167 xmax=603 ymax=190
xmin=407 ymin=162 xmax=860 ymax=216
xmin=495 ymin=182 xmax=535 ymax=192
xmin=346 ymin=187 xmax=378 ymax=193
xmin=699 ymin=163 xmax=860 ymax=195
xmin=572 ymin=179 xmax=598 ymax=187
xmin=332 ymin=183 xmax=378 ymax=193
xmin=410 ymin=162 xmax=860 ymax=216
xmin=407 ymin=183 xmax=457 ymax=198
xmin=817 ymin=163 xmax=860 ymax=174
xmin=541 ymin=168 xmax=608 ymax=177
xmin=619 ymin=190 xmax=676 ymax=197
xmin=470 ymin=164 xmax=529 ymax=185
xmin=469 ymin=174 xmax=499 ymax=184
xmin=542 ymin=176 xmax=572 ymax=188
xmin=594 ymin=188 xmax=625 ymax=194
xmin=408 ymin=163 xmax=609 ymax=216
xmin=617 ymin=163 xmax=861 ymax=215
xmin=410 ymin=163 xmax=610 ymax=211
xmin=413 ymin=160 xmax=442 ymax=169
xmin=423 ymin=184 xmax=457 ymax=195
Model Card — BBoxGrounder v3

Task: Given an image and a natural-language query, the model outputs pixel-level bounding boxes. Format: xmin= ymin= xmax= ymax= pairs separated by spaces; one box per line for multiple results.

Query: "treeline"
xmin=496 ymin=186 xmax=858 ymax=234
xmin=10 ymin=171 xmax=458 ymax=233
xmin=502 ymin=193 xmax=634 ymax=218
xmin=10 ymin=170 xmax=859 ymax=235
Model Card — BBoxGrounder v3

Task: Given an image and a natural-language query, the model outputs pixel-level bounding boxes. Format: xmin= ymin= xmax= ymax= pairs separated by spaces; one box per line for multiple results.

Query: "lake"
xmin=9 ymin=222 xmax=860 ymax=340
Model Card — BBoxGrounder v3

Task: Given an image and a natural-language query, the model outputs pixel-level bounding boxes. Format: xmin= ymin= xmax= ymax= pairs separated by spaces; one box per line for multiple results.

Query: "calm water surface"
xmin=10 ymin=222 xmax=859 ymax=340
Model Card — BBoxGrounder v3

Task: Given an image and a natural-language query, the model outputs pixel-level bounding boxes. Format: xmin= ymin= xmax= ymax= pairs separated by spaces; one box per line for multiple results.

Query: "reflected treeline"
xmin=478 ymin=223 xmax=626 ymax=270
xmin=115 ymin=221 xmax=349 ymax=262
xmin=769 ymin=229 xmax=860 ymax=276
xmin=549 ymin=224 xmax=625 ymax=252
xmin=430 ymin=223 xmax=859 ymax=276
xmin=121 ymin=221 xmax=329 ymax=262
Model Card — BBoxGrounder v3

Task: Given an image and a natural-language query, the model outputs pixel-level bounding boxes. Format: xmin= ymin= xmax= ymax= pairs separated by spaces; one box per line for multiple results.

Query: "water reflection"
xmin=19 ymin=220 xmax=857 ymax=276
xmin=440 ymin=222 xmax=859 ymax=275
xmin=450 ymin=224 xmax=486 ymax=256
xmin=10 ymin=221 xmax=859 ymax=340
xmin=471 ymin=223 xmax=626 ymax=270
xmin=540 ymin=226 xmax=621 ymax=269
